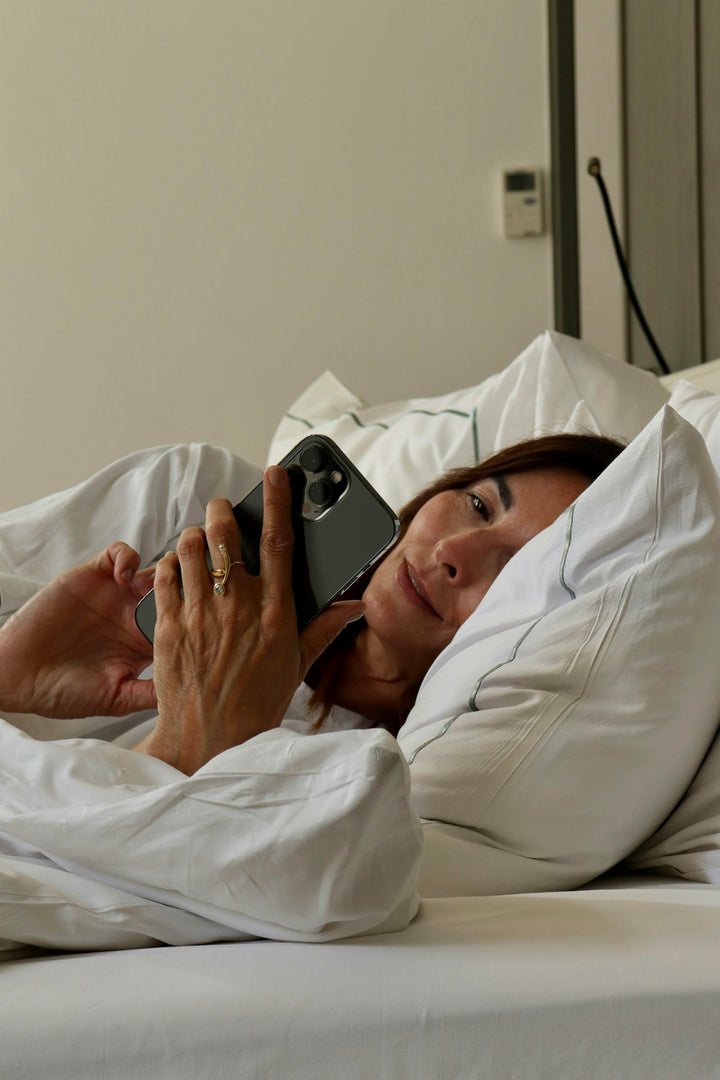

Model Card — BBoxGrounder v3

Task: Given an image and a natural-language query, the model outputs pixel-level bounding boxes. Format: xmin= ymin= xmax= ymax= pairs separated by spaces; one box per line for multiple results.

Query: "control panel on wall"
xmin=502 ymin=169 xmax=544 ymax=237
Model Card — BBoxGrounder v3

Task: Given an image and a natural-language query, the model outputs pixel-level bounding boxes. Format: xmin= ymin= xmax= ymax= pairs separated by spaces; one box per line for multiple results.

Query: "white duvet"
xmin=0 ymin=442 xmax=422 ymax=952
xmin=0 ymin=719 xmax=421 ymax=952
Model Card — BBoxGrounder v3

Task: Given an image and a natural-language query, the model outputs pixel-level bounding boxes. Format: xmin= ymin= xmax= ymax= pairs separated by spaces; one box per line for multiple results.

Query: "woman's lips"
xmin=400 ymin=561 xmax=441 ymax=619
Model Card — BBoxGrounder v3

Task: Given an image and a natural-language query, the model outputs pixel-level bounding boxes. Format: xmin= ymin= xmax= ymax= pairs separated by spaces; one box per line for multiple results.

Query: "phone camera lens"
xmin=299 ymin=446 xmax=327 ymax=473
xmin=308 ymin=479 xmax=333 ymax=507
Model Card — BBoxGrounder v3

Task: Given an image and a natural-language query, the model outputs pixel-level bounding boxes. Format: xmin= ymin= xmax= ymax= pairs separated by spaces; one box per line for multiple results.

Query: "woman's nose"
xmin=433 ymin=530 xmax=487 ymax=583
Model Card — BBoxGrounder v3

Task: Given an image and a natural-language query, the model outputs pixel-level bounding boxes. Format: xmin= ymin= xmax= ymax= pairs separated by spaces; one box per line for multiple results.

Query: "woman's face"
xmin=358 ymin=466 xmax=590 ymax=688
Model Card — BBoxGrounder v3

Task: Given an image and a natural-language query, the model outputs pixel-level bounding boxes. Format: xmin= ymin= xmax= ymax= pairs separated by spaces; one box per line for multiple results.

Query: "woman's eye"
xmin=469 ymin=493 xmax=491 ymax=521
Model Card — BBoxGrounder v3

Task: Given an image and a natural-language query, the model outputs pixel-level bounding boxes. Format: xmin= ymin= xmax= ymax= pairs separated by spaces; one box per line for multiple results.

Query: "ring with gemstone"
xmin=210 ymin=544 xmax=244 ymax=596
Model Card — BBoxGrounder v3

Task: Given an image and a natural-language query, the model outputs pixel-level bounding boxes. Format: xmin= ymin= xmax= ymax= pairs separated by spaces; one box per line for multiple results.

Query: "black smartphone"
xmin=134 ymin=435 xmax=400 ymax=644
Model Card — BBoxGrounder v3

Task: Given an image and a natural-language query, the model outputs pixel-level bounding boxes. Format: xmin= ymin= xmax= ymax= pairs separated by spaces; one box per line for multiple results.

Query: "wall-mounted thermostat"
xmin=502 ymin=169 xmax=544 ymax=237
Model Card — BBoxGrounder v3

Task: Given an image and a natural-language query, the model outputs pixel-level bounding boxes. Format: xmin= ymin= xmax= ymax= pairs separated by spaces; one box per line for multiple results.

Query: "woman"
xmin=0 ymin=433 xmax=623 ymax=772
xmin=0 ymin=433 xmax=627 ymax=949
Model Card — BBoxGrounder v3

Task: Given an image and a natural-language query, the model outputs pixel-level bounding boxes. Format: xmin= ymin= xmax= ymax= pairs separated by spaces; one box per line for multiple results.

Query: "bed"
xmin=3 ymin=332 xmax=720 ymax=1080
xmin=5 ymin=877 xmax=720 ymax=1080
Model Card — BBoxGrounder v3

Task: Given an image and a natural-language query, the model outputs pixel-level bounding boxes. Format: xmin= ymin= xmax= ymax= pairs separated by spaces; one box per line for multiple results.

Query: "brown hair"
xmin=307 ymin=431 xmax=626 ymax=729
xmin=396 ymin=432 xmax=625 ymax=535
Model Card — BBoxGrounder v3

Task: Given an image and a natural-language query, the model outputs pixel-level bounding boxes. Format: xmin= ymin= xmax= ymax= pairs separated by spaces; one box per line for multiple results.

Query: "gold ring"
xmin=210 ymin=544 xmax=244 ymax=595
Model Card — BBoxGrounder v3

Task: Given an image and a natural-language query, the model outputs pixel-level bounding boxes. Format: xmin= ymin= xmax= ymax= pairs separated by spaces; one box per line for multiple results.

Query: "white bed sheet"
xmin=4 ymin=874 xmax=720 ymax=1080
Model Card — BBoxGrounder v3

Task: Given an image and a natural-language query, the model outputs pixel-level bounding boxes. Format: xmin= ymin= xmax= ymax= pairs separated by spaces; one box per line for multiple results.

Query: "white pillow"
xmin=621 ymin=380 xmax=720 ymax=884
xmin=268 ymin=330 xmax=668 ymax=510
xmin=624 ymin=744 xmax=720 ymax=884
xmin=395 ymin=406 xmax=720 ymax=897
xmin=664 ymin=378 xmax=720 ymax=467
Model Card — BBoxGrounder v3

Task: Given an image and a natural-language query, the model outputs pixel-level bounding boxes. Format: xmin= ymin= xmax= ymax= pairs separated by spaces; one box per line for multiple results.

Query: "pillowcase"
xmin=268 ymin=330 xmax=668 ymax=510
xmin=395 ymin=406 xmax=720 ymax=897
xmin=664 ymin=378 xmax=720 ymax=465
xmin=624 ymin=743 xmax=720 ymax=884
xmin=622 ymin=380 xmax=720 ymax=884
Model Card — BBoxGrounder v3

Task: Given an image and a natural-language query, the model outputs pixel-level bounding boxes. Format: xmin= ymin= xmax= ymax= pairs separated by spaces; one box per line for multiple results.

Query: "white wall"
xmin=1 ymin=1 xmax=553 ymax=511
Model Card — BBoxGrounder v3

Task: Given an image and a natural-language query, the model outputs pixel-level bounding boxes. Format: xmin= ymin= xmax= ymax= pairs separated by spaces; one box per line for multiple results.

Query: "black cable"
xmin=587 ymin=157 xmax=671 ymax=376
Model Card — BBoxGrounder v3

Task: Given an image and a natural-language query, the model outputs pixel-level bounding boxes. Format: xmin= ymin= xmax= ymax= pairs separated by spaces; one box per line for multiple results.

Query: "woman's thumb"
xmin=299 ymin=601 xmax=366 ymax=677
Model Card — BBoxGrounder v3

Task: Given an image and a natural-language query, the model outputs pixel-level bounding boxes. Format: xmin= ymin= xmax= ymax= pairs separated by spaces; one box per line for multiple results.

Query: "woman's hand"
xmin=0 ymin=544 xmax=156 ymax=718
xmin=136 ymin=467 xmax=365 ymax=774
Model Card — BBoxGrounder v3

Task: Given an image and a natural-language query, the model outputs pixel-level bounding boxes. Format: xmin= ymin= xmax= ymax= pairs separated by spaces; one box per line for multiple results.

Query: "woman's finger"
xmin=205 ymin=499 xmax=245 ymax=596
xmin=117 ymin=676 xmax=158 ymax=714
xmin=132 ymin=564 xmax=157 ymax=593
xmin=205 ymin=499 xmax=242 ymax=563
xmin=298 ymin=601 xmax=366 ymax=678
xmin=153 ymin=551 xmax=183 ymax=619
xmin=174 ymin=525 xmax=212 ymax=601
xmin=95 ymin=541 xmax=142 ymax=585
xmin=259 ymin=466 xmax=295 ymax=610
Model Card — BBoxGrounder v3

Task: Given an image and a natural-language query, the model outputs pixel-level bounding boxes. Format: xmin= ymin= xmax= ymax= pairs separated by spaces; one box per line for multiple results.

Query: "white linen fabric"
xmin=5 ymin=878 xmax=720 ymax=1080
xmin=0 ymin=722 xmax=421 ymax=952
xmin=626 ymin=743 xmax=720 ymax=884
xmin=268 ymin=330 xmax=668 ymax=509
xmin=398 ymin=406 xmax=720 ymax=895
xmin=0 ymin=444 xmax=421 ymax=951
xmin=664 ymin=378 xmax=720 ymax=465
xmin=622 ymin=380 xmax=720 ymax=884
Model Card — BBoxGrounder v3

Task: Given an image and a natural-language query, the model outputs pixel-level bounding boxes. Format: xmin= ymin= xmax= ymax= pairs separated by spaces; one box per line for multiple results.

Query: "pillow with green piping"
xmin=268 ymin=330 xmax=668 ymax=510
xmin=620 ymin=379 xmax=720 ymax=886
xmin=397 ymin=407 xmax=720 ymax=897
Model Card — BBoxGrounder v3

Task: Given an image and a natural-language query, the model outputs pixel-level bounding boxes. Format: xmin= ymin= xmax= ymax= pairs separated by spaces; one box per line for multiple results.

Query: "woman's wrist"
xmin=0 ymin=639 xmax=29 ymax=714
xmin=131 ymin=705 xmax=278 ymax=775
xmin=131 ymin=714 xmax=223 ymax=775
xmin=0 ymin=626 xmax=23 ymax=713
xmin=0 ymin=684 xmax=23 ymax=714
xmin=131 ymin=724 xmax=190 ymax=774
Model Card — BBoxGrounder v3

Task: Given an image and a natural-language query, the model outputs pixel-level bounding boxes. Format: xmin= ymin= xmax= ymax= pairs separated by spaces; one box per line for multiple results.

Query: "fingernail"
xmin=267 ymin=466 xmax=285 ymax=487
xmin=122 ymin=569 xmax=134 ymax=582
xmin=345 ymin=609 xmax=366 ymax=625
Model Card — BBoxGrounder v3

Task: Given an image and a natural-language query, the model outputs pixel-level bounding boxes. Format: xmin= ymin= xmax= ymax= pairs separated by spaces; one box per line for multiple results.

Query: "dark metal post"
xmin=548 ymin=0 xmax=580 ymax=337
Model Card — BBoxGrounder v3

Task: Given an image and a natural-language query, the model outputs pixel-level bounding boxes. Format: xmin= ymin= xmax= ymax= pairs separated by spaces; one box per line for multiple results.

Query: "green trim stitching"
xmin=283 ymin=406 xmax=473 ymax=433
xmin=467 ymin=616 xmax=544 ymax=710
xmin=347 ymin=412 xmax=389 ymax=431
xmin=285 ymin=413 xmax=314 ymax=430
xmin=558 ymin=504 xmax=576 ymax=599
xmin=407 ymin=713 xmax=463 ymax=765
xmin=407 ymin=615 xmax=544 ymax=765
xmin=401 ymin=408 xmax=471 ymax=420
xmin=471 ymin=406 xmax=480 ymax=464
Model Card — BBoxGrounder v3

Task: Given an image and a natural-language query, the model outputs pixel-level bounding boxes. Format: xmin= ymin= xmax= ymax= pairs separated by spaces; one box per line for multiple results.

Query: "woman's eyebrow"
xmin=492 ymin=474 xmax=514 ymax=512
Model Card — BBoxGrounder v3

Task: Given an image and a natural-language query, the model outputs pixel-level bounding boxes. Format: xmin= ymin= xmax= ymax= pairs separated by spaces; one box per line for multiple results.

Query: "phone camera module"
xmin=294 ymin=441 xmax=349 ymax=519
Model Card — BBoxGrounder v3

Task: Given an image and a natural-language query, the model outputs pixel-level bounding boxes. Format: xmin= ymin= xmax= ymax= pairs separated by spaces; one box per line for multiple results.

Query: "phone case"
xmin=134 ymin=435 xmax=400 ymax=643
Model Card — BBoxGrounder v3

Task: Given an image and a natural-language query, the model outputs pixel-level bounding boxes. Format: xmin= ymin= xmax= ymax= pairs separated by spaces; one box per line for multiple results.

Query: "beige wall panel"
xmin=624 ymin=0 xmax=702 ymax=372
xmin=0 ymin=1 xmax=553 ymax=511
xmin=700 ymin=0 xmax=720 ymax=360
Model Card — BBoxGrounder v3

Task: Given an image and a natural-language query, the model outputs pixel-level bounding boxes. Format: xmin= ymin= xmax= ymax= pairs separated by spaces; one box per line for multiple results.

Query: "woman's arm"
xmin=0 ymin=542 xmax=157 ymax=718
xmin=0 ymin=443 xmax=261 ymax=724
xmin=134 ymin=466 xmax=366 ymax=774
